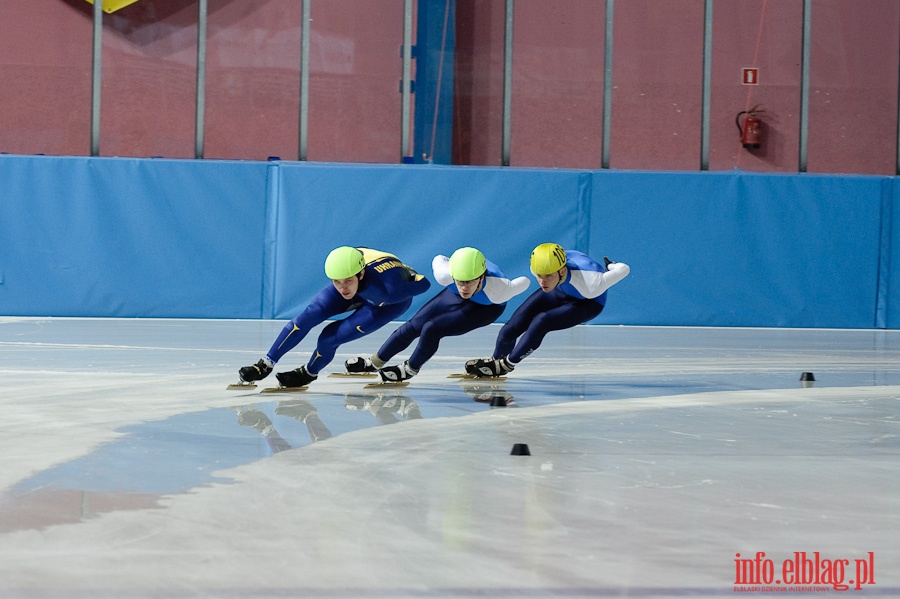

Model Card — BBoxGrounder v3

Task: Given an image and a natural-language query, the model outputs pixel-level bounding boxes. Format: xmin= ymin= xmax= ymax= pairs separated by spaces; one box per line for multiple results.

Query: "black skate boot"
xmin=276 ymin=365 xmax=318 ymax=388
xmin=239 ymin=359 xmax=273 ymax=383
xmin=464 ymin=358 xmax=483 ymax=375
xmin=467 ymin=356 xmax=514 ymax=378
xmin=345 ymin=356 xmax=377 ymax=374
xmin=378 ymin=361 xmax=418 ymax=383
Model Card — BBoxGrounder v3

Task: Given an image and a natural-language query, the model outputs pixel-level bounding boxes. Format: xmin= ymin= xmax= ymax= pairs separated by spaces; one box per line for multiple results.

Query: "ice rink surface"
xmin=0 ymin=317 xmax=898 ymax=598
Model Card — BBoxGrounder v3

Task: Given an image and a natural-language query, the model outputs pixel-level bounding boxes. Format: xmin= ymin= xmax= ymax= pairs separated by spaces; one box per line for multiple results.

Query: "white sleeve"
xmin=569 ymin=262 xmax=630 ymax=299
xmin=432 ymin=255 xmax=454 ymax=287
xmin=482 ymin=275 xmax=531 ymax=304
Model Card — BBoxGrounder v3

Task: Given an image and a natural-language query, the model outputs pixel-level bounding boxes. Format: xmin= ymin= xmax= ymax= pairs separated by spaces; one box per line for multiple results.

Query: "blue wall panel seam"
xmin=262 ymin=161 xmax=281 ymax=319
xmin=874 ymin=178 xmax=894 ymax=328
xmin=576 ymin=172 xmax=592 ymax=254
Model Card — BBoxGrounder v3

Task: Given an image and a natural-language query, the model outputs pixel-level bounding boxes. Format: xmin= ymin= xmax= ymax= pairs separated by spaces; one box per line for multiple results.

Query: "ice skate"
xmin=366 ymin=361 xmax=416 ymax=388
xmin=228 ymin=359 xmax=273 ymax=389
xmin=330 ymin=356 xmax=378 ymax=378
xmin=379 ymin=361 xmax=417 ymax=382
xmin=264 ymin=365 xmax=317 ymax=392
xmin=464 ymin=358 xmax=485 ymax=376
xmin=239 ymin=359 xmax=273 ymax=382
xmin=347 ymin=356 xmax=377 ymax=373
xmin=465 ymin=356 xmax=514 ymax=378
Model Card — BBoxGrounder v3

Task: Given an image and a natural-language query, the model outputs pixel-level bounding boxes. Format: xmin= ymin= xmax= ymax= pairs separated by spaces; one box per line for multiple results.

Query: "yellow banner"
xmin=84 ymin=0 xmax=141 ymax=14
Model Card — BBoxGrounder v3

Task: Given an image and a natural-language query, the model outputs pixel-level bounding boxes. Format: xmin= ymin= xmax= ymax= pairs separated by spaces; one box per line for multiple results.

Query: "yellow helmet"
xmin=530 ymin=243 xmax=567 ymax=275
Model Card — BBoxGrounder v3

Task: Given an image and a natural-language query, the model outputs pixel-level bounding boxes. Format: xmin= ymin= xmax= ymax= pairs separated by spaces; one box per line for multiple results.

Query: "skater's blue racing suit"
xmin=375 ymin=254 xmax=530 ymax=371
xmin=493 ymin=250 xmax=630 ymax=363
xmin=266 ymin=248 xmax=431 ymax=374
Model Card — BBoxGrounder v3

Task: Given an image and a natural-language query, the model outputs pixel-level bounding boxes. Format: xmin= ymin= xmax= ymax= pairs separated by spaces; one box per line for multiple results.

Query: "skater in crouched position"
xmin=239 ymin=246 xmax=430 ymax=388
xmin=466 ymin=243 xmax=630 ymax=377
xmin=345 ymin=247 xmax=530 ymax=383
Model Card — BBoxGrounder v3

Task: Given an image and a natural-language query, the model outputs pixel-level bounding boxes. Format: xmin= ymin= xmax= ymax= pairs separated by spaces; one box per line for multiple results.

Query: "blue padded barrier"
xmin=0 ymin=156 xmax=269 ymax=318
xmin=0 ymin=154 xmax=896 ymax=329
xmin=592 ymin=170 xmax=888 ymax=328
xmin=273 ymin=163 xmax=587 ymax=322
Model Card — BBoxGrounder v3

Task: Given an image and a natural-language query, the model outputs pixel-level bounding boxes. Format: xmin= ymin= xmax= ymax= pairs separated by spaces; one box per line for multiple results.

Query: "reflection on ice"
xmin=2 ymin=392 xmax=434 ymax=533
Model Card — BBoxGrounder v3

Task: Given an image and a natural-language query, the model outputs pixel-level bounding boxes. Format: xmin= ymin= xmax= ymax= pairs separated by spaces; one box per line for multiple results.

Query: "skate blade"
xmin=455 ymin=374 xmax=507 ymax=381
xmin=364 ymin=381 xmax=410 ymax=389
xmin=260 ymin=386 xmax=309 ymax=394
xmin=227 ymin=382 xmax=258 ymax=390
xmin=329 ymin=372 xmax=377 ymax=378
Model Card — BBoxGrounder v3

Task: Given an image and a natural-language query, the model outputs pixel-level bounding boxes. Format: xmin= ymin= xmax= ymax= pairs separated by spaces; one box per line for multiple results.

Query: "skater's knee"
xmin=316 ymin=325 xmax=343 ymax=350
xmin=530 ymin=312 xmax=554 ymax=331
xmin=419 ymin=320 xmax=436 ymax=336
xmin=401 ymin=319 xmax=424 ymax=335
xmin=498 ymin=320 xmax=526 ymax=341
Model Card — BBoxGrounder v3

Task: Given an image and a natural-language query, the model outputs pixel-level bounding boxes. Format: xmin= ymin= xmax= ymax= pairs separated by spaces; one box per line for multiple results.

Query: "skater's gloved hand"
xmin=432 ymin=255 xmax=453 ymax=286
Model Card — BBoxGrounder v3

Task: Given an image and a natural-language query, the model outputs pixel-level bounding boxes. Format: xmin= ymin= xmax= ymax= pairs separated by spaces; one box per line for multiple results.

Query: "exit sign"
xmin=742 ymin=68 xmax=760 ymax=85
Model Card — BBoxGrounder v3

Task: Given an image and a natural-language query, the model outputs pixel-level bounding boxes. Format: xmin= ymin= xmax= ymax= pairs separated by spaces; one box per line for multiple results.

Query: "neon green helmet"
xmin=324 ymin=246 xmax=365 ymax=279
xmin=449 ymin=247 xmax=486 ymax=281
xmin=530 ymin=243 xmax=567 ymax=275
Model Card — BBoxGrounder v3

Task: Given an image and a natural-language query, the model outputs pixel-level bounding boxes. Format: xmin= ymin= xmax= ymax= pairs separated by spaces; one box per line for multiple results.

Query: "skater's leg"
xmin=375 ymin=290 xmax=449 ymax=365
xmin=265 ymin=316 xmax=317 ymax=364
xmin=373 ymin=321 xmax=421 ymax=365
xmin=243 ymin=313 xmax=320 ymax=382
xmin=307 ymin=299 xmax=411 ymax=374
xmin=407 ymin=301 xmax=504 ymax=370
xmin=492 ymin=290 xmax=557 ymax=358
xmin=241 ymin=286 xmax=349 ymax=382
xmin=507 ymin=299 xmax=602 ymax=363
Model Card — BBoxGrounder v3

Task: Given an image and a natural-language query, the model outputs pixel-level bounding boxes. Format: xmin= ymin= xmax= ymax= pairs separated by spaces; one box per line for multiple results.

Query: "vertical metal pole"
xmin=798 ymin=0 xmax=811 ymax=172
xmin=194 ymin=0 xmax=208 ymax=159
xmin=700 ymin=0 xmax=713 ymax=171
xmin=299 ymin=0 xmax=311 ymax=161
xmin=401 ymin=0 xmax=413 ymax=160
xmin=896 ymin=8 xmax=900 ymax=175
xmin=601 ymin=0 xmax=614 ymax=169
xmin=90 ymin=0 xmax=103 ymax=156
xmin=501 ymin=0 xmax=513 ymax=166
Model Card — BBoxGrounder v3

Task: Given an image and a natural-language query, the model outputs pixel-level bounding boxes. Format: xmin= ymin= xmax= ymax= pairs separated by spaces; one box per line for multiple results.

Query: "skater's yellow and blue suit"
xmin=266 ymin=248 xmax=430 ymax=374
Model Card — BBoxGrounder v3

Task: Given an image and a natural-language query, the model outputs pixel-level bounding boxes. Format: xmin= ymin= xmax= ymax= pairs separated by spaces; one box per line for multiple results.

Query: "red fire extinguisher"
xmin=735 ymin=105 xmax=764 ymax=149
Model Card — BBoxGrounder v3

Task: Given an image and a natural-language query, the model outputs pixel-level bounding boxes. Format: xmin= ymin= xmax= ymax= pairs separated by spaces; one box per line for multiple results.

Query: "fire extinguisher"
xmin=735 ymin=105 xmax=764 ymax=149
